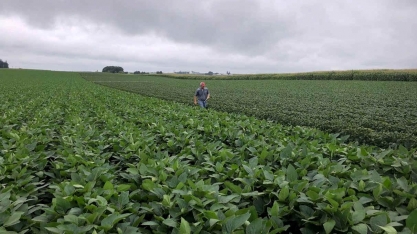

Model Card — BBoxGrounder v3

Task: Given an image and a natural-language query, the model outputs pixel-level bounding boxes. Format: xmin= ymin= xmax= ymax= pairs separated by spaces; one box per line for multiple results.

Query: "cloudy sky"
xmin=1 ymin=0 xmax=416 ymax=74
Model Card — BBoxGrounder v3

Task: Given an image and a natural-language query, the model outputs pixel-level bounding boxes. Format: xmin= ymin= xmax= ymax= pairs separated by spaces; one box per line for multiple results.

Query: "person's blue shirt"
xmin=195 ymin=87 xmax=209 ymax=101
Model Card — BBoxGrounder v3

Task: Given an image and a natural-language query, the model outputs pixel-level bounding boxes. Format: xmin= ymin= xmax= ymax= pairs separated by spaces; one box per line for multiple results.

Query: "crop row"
xmin=82 ymin=73 xmax=417 ymax=149
xmin=153 ymin=69 xmax=417 ymax=81
xmin=1 ymin=70 xmax=417 ymax=233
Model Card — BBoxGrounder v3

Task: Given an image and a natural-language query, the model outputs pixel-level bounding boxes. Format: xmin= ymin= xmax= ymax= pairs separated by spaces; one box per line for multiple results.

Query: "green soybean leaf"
xmin=278 ymin=186 xmax=289 ymax=201
xmin=64 ymin=184 xmax=75 ymax=196
xmin=204 ymin=211 xmax=218 ymax=219
xmin=242 ymin=191 xmax=264 ymax=197
xmin=180 ymin=217 xmax=191 ymax=234
xmin=101 ymin=213 xmax=132 ymax=230
xmin=73 ymin=184 xmax=84 ymax=189
xmin=270 ymin=201 xmax=279 ymax=217
xmin=246 ymin=218 xmax=263 ymax=234
xmin=243 ymin=165 xmax=254 ymax=176
xmin=370 ymin=214 xmax=388 ymax=233
xmin=4 ymin=211 xmax=24 ymax=227
xmin=223 ymin=212 xmax=251 ymax=233
xmin=0 ymin=191 xmax=11 ymax=201
xmin=396 ymin=177 xmax=409 ymax=191
xmin=373 ymin=184 xmax=383 ymax=198
xmin=209 ymin=219 xmax=220 ymax=227
xmin=359 ymin=180 xmax=366 ymax=191
xmin=287 ymin=164 xmax=298 ymax=182
xmin=306 ymin=190 xmax=320 ymax=201
xmin=263 ymin=170 xmax=274 ymax=181
xmin=142 ymin=179 xmax=155 ymax=191
xmin=54 ymin=198 xmax=71 ymax=215
xmin=117 ymin=184 xmax=131 ymax=192
xmin=352 ymin=201 xmax=366 ymax=224
xmin=280 ymin=145 xmax=292 ymax=159
xmin=45 ymin=227 xmax=63 ymax=233
xmin=224 ymin=181 xmax=242 ymax=194
xmin=352 ymin=223 xmax=368 ymax=234
xmin=218 ymin=194 xmax=240 ymax=204
xmin=300 ymin=205 xmax=314 ymax=218
xmin=117 ymin=191 xmax=129 ymax=207
xmin=64 ymin=214 xmax=79 ymax=224
xmin=323 ymin=219 xmax=335 ymax=234
xmin=406 ymin=209 xmax=417 ymax=232
xmin=103 ymin=181 xmax=114 ymax=190
xmin=142 ymin=221 xmax=159 ymax=226
xmin=378 ymin=225 xmax=397 ymax=234
xmin=408 ymin=198 xmax=417 ymax=210
xmin=163 ymin=218 xmax=177 ymax=228
xmin=32 ymin=215 xmax=49 ymax=223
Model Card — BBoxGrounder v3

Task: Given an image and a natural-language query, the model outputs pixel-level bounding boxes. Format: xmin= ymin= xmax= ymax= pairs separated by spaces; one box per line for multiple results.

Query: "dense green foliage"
xmin=157 ymin=69 xmax=417 ymax=81
xmin=1 ymin=70 xmax=416 ymax=233
xmin=81 ymin=73 xmax=417 ymax=149
xmin=102 ymin=66 xmax=124 ymax=73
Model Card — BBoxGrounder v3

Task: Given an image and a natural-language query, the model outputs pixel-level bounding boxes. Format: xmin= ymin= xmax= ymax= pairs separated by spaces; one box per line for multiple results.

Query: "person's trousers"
xmin=198 ymin=100 xmax=207 ymax=108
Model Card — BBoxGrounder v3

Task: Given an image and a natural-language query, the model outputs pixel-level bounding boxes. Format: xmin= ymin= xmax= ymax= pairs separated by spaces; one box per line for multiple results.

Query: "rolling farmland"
xmin=82 ymin=72 xmax=417 ymax=149
xmin=1 ymin=69 xmax=417 ymax=233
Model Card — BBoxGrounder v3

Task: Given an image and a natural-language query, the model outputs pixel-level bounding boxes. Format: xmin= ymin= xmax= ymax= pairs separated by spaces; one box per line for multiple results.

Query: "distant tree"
xmin=102 ymin=66 xmax=124 ymax=73
xmin=133 ymin=71 xmax=151 ymax=74
xmin=206 ymin=71 xmax=213 ymax=75
xmin=156 ymin=71 xmax=163 ymax=74
xmin=0 ymin=59 xmax=9 ymax=68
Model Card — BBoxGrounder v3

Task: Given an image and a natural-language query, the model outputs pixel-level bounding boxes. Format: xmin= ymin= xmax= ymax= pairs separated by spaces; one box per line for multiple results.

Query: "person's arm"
xmin=206 ymin=90 xmax=210 ymax=100
xmin=194 ymin=95 xmax=197 ymax=104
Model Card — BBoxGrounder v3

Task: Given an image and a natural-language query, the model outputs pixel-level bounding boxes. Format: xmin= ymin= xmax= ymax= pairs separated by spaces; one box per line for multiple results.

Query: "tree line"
xmin=0 ymin=59 xmax=9 ymax=68
xmin=102 ymin=66 xmax=124 ymax=73
xmin=134 ymin=71 xmax=163 ymax=74
xmin=102 ymin=66 xmax=162 ymax=74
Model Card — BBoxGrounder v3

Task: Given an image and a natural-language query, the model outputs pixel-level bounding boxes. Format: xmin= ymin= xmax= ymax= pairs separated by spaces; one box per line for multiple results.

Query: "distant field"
xmin=82 ymin=72 xmax=417 ymax=148
xmin=156 ymin=69 xmax=417 ymax=81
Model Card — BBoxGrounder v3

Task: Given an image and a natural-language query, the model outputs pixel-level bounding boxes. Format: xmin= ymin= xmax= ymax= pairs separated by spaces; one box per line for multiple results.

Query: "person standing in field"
xmin=194 ymin=82 xmax=210 ymax=108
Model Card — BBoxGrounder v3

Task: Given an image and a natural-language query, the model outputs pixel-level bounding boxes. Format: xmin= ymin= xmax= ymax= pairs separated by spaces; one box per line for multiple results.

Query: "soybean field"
xmin=1 ymin=69 xmax=416 ymax=234
xmin=82 ymin=73 xmax=417 ymax=149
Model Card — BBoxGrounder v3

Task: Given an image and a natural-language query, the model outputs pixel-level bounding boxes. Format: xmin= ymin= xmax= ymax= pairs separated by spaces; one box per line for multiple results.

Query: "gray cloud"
xmin=1 ymin=0 xmax=416 ymax=73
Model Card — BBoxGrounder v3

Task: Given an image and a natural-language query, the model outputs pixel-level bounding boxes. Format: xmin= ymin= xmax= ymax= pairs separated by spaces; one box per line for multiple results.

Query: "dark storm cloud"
xmin=1 ymin=0 xmax=297 ymax=55
xmin=0 ymin=0 xmax=416 ymax=72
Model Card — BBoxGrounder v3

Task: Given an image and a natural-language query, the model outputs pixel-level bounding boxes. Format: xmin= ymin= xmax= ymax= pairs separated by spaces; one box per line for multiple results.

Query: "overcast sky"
xmin=1 ymin=0 xmax=416 ymax=74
